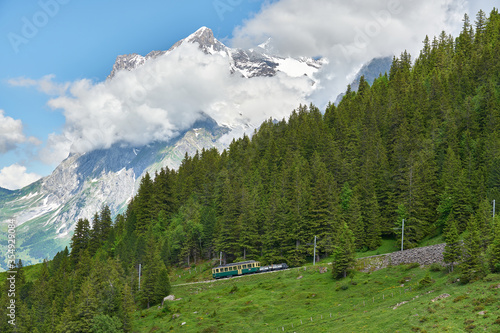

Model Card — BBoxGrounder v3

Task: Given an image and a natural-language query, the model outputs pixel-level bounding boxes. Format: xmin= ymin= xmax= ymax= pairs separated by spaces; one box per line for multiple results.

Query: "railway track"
xmin=172 ymin=242 xmax=447 ymax=287
xmin=172 ymin=268 xmax=292 ymax=287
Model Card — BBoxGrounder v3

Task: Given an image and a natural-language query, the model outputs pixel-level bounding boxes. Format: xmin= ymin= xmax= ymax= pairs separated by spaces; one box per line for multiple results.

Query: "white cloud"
xmin=231 ymin=0 xmax=468 ymax=106
xmin=38 ymin=133 xmax=72 ymax=166
xmin=8 ymin=74 xmax=70 ymax=95
xmin=23 ymin=0 xmax=479 ymax=166
xmin=0 ymin=110 xmax=41 ymax=154
xmin=44 ymin=42 xmax=314 ymax=159
xmin=0 ymin=164 xmax=42 ymax=190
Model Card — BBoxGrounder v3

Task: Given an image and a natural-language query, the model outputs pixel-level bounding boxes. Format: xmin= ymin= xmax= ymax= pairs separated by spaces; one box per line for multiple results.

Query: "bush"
xmin=429 ymin=263 xmax=443 ymax=272
xmin=406 ymin=262 xmax=420 ymax=270
xmin=418 ymin=273 xmax=433 ymax=288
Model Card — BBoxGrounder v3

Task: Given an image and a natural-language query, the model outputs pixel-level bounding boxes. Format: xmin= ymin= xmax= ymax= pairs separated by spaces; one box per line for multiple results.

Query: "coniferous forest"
xmin=1 ymin=9 xmax=500 ymax=333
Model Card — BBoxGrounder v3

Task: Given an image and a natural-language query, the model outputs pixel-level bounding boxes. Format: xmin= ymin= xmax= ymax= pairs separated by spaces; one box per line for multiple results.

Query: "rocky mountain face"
xmin=0 ymin=27 xmax=324 ymax=270
xmin=335 ymin=56 xmax=393 ymax=104
xmin=0 ymin=119 xmax=227 ymax=269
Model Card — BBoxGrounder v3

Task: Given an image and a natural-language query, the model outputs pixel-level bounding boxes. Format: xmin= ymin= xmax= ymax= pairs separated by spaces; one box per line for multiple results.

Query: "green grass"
xmin=0 ymin=262 xmax=43 ymax=284
xmin=355 ymin=238 xmax=400 ymax=258
xmin=133 ymin=263 xmax=500 ymax=332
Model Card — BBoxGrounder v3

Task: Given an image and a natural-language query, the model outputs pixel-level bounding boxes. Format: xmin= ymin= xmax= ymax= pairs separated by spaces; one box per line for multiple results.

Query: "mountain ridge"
xmin=108 ymin=26 xmax=325 ymax=80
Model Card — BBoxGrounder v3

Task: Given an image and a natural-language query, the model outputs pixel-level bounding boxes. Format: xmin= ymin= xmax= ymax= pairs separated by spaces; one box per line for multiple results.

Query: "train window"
xmin=238 ymin=266 xmax=241 ymax=269
xmin=224 ymin=268 xmax=228 ymax=272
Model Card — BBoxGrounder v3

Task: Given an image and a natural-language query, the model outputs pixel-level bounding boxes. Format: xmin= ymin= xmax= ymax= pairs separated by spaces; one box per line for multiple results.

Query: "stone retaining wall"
xmin=356 ymin=243 xmax=446 ymax=272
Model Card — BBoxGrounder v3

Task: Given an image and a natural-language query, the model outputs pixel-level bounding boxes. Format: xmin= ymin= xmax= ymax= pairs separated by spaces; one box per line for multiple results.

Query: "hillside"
xmin=136 ymin=262 xmax=500 ymax=332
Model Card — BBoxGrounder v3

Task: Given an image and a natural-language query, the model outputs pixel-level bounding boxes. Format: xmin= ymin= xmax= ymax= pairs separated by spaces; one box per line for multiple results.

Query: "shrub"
xmin=418 ymin=273 xmax=433 ymax=288
xmin=453 ymin=295 xmax=469 ymax=303
xmin=429 ymin=263 xmax=443 ymax=272
xmin=406 ymin=262 xmax=420 ymax=270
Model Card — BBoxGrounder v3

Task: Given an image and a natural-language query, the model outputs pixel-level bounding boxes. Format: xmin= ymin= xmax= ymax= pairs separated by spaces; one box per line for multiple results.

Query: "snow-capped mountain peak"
xmin=108 ymin=26 xmax=324 ymax=80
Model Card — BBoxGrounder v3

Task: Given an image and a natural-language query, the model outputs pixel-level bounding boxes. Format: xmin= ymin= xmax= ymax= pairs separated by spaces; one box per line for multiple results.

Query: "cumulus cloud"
xmin=20 ymin=0 xmax=476 ymax=165
xmin=232 ymin=0 xmax=468 ymax=106
xmin=45 ymin=42 xmax=314 ymax=157
xmin=0 ymin=164 xmax=42 ymax=190
xmin=0 ymin=110 xmax=41 ymax=154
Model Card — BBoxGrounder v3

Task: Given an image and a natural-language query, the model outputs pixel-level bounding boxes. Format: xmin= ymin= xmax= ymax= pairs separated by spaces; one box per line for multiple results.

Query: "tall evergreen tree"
xmin=461 ymin=215 xmax=486 ymax=282
xmin=443 ymin=218 xmax=462 ymax=272
xmin=331 ymin=222 xmax=356 ymax=279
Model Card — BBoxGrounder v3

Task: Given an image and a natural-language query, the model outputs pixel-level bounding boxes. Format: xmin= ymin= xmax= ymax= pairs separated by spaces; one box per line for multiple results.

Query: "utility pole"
xmin=313 ymin=236 xmax=317 ymax=265
xmin=138 ymin=263 xmax=141 ymax=290
xmin=401 ymin=219 xmax=405 ymax=252
xmin=493 ymin=200 xmax=496 ymax=223
xmin=220 ymin=252 xmax=222 ymax=266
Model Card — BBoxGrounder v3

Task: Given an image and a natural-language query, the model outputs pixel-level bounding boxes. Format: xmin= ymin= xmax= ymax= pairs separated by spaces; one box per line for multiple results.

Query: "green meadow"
xmin=133 ymin=260 xmax=500 ymax=332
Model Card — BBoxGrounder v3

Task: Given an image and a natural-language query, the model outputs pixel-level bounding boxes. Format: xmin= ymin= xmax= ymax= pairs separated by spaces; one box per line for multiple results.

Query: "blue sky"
xmin=0 ymin=0 xmax=496 ymax=189
xmin=0 ymin=0 xmax=264 ymax=187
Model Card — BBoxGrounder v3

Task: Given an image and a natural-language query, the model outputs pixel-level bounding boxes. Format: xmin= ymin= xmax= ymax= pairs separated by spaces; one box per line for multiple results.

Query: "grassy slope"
xmin=134 ymin=258 xmax=500 ymax=333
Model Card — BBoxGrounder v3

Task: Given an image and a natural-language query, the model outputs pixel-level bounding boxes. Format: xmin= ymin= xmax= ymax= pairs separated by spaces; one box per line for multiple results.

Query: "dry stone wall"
xmin=387 ymin=243 xmax=445 ymax=266
xmin=356 ymin=243 xmax=446 ymax=272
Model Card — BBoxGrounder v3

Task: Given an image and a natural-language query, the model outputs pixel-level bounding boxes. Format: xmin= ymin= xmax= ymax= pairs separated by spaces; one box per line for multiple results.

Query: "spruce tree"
xmin=487 ymin=216 xmax=500 ymax=272
xmin=443 ymin=218 xmax=462 ymax=273
xmin=70 ymin=218 xmax=91 ymax=265
xmin=331 ymin=222 xmax=356 ymax=279
xmin=461 ymin=215 xmax=485 ymax=282
xmin=120 ymin=283 xmax=135 ymax=332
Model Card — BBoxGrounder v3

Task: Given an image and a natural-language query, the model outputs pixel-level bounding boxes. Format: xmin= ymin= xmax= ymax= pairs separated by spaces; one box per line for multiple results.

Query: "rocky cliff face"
xmin=335 ymin=56 xmax=393 ymax=104
xmin=0 ymin=121 xmax=228 ymax=269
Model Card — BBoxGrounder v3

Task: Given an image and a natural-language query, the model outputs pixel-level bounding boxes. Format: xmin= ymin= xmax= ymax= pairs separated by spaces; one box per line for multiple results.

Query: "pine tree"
xmin=70 ymin=218 xmax=91 ymax=265
xmin=135 ymin=172 xmax=155 ymax=233
xmin=119 ymin=283 xmax=135 ymax=332
xmin=461 ymin=215 xmax=485 ymax=282
xmin=443 ymin=218 xmax=462 ymax=272
xmin=74 ymin=277 xmax=98 ymax=332
xmin=487 ymin=216 xmax=500 ymax=272
xmin=238 ymin=186 xmax=259 ymax=260
xmin=57 ymin=291 xmax=76 ymax=332
xmin=331 ymin=222 xmax=356 ymax=279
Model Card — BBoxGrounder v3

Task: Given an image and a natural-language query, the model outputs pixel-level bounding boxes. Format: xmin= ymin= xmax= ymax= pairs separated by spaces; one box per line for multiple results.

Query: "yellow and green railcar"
xmin=212 ymin=260 xmax=260 ymax=279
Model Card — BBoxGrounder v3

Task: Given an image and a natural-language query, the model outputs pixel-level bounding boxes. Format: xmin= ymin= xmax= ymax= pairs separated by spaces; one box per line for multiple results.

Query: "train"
xmin=212 ymin=260 xmax=288 ymax=279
